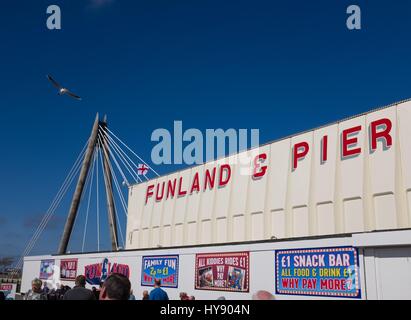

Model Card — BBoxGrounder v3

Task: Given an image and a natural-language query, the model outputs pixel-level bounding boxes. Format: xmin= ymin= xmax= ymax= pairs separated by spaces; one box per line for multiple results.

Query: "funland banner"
xmin=141 ymin=255 xmax=179 ymax=288
xmin=195 ymin=252 xmax=249 ymax=292
xmin=60 ymin=259 xmax=78 ymax=281
xmin=39 ymin=259 xmax=55 ymax=280
xmin=84 ymin=258 xmax=130 ymax=285
xmin=275 ymin=246 xmax=361 ymax=298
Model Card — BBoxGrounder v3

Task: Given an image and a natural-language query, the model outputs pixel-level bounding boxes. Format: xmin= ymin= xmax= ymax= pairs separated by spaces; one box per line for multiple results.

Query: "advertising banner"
xmin=60 ymin=259 xmax=78 ymax=281
xmin=39 ymin=259 xmax=55 ymax=280
xmin=84 ymin=258 xmax=130 ymax=285
xmin=195 ymin=252 xmax=249 ymax=292
xmin=275 ymin=247 xmax=361 ymax=298
xmin=0 ymin=283 xmax=17 ymax=300
xmin=141 ymin=255 xmax=179 ymax=288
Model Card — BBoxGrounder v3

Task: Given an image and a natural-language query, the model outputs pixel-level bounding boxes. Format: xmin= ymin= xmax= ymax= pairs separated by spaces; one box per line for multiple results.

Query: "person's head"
xmin=179 ymin=292 xmax=188 ymax=300
xmin=31 ymin=278 xmax=42 ymax=293
xmin=92 ymin=287 xmax=97 ymax=292
xmin=75 ymin=275 xmax=86 ymax=287
xmin=143 ymin=290 xmax=149 ymax=297
xmin=217 ymin=296 xmax=226 ymax=300
xmin=252 ymin=290 xmax=275 ymax=300
xmin=190 ymin=296 xmax=195 ymax=300
xmin=154 ymin=279 xmax=162 ymax=287
xmin=43 ymin=282 xmax=48 ymax=288
xmin=99 ymin=273 xmax=131 ymax=300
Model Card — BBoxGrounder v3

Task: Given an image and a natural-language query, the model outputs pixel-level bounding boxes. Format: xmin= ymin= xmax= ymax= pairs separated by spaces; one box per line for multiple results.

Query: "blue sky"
xmin=1 ymin=0 xmax=411 ymax=260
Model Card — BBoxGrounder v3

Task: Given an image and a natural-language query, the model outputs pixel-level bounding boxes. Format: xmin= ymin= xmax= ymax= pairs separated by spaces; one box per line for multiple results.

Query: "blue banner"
xmin=141 ymin=255 xmax=179 ymax=288
xmin=275 ymin=247 xmax=361 ymax=298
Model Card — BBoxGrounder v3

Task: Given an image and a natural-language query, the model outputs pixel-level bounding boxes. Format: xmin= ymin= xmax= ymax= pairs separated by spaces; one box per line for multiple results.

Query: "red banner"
xmin=195 ymin=252 xmax=249 ymax=292
xmin=60 ymin=259 xmax=78 ymax=281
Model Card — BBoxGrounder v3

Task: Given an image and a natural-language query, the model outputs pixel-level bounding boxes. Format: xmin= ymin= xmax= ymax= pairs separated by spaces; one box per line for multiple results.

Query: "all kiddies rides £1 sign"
xmin=275 ymin=247 xmax=361 ymax=298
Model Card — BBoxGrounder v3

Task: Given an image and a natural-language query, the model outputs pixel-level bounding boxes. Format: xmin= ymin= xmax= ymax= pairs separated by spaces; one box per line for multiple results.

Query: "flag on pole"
xmin=137 ymin=163 xmax=149 ymax=176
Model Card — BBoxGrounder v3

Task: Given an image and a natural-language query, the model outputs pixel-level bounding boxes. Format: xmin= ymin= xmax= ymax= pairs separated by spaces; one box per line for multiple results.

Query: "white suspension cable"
xmin=19 ymin=141 xmax=87 ymax=258
xmin=112 ymin=169 xmax=129 ymax=218
xmin=99 ymin=127 xmax=148 ymax=182
xmin=82 ymin=149 xmax=97 ymax=252
xmin=99 ymin=127 xmax=142 ymax=183
xmin=15 ymin=152 xmax=85 ymax=271
xmin=101 ymin=131 xmax=147 ymax=186
xmin=99 ymin=134 xmax=129 ymax=217
xmin=98 ymin=135 xmax=126 ymax=249
xmin=98 ymin=136 xmax=121 ymax=249
xmin=69 ymin=148 xmax=96 ymax=253
xmin=102 ymin=126 xmax=160 ymax=176
xmin=98 ymin=128 xmax=140 ymax=184
xmin=96 ymin=146 xmax=100 ymax=252
xmin=14 ymin=140 xmax=88 ymax=271
xmin=114 ymin=204 xmax=125 ymax=249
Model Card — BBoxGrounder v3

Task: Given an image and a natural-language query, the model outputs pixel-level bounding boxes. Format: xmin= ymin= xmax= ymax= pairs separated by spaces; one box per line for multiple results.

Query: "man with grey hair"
xmin=252 ymin=290 xmax=275 ymax=300
xmin=24 ymin=278 xmax=47 ymax=300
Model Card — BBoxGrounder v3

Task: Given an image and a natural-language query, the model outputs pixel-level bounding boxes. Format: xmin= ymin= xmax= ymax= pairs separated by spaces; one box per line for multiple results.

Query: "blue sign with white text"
xmin=141 ymin=255 xmax=179 ymax=288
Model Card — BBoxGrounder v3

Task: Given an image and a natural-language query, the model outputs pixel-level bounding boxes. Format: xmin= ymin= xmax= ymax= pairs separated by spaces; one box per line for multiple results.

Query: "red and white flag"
xmin=137 ymin=163 xmax=149 ymax=175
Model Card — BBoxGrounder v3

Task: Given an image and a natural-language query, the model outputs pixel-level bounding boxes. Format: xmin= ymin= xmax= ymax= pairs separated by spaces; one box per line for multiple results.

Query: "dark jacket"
xmin=63 ymin=286 xmax=96 ymax=300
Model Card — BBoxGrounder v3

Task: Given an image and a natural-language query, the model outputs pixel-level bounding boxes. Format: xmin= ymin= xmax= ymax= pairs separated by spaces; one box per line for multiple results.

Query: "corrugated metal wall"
xmin=126 ymin=100 xmax=411 ymax=250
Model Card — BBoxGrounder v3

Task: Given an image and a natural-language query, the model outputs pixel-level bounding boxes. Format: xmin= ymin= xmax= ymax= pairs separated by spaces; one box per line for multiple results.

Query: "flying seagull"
xmin=46 ymin=75 xmax=82 ymax=101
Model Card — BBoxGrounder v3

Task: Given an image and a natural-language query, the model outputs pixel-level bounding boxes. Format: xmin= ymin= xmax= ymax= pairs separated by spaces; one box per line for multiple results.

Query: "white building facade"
xmin=21 ymin=99 xmax=411 ymax=299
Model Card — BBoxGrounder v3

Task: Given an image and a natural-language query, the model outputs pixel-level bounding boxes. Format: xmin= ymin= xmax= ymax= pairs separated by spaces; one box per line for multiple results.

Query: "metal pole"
xmin=100 ymin=116 xmax=119 ymax=251
xmin=57 ymin=113 xmax=100 ymax=254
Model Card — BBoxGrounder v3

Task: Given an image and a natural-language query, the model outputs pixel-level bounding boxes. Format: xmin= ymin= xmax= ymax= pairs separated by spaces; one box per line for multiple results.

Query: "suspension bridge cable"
xmin=99 ymin=133 xmax=129 ymax=217
xmin=96 ymin=146 xmax=100 ymax=252
xmin=97 ymin=135 xmax=122 ymax=249
xmin=19 ymin=140 xmax=87 ymax=257
xmin=15 ymin=153 xmax=85 ymax=270
xmin=111 ymin=167 xmax=129 ymax=218
xmin=21 ymin=146 xmax=85 ymax=253
xmin=98 ymin=127 xmax=142 ymax=185
xmin=105 ymin=134 xmax=143 ymax=183
xmin=102 ymin=126 xmax=160 ymax=176
xmin=98 ymin=135 xmax=126 ymax=248
xmin=98 ymin=128 xmax=139 ymax=184
xmin=82 ymin=149 xmax=97 ymax=253
xmin=71 ymin=144 xmax=96 ymax=252
xmin=14 ymin=140 xmax=88 ymax=271
xmin=98 ymin=134 xmax=129 ymax=249
xmin=109 ymin=165 xmax=128 ymax=248
xmin=100 ymin=127 xmax=148 ymax=182
xmin=99 ymin=127 xmax=142 ymax=183
xmin=115 ymin=205 xmax=125 ymax=249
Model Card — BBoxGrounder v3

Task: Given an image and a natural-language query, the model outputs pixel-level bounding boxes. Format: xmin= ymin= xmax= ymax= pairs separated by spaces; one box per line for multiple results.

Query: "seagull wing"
xmin=65 ymin=89 xmax=82 ymax=101
xmin=47 ymin=75 xmax=61 ymax=89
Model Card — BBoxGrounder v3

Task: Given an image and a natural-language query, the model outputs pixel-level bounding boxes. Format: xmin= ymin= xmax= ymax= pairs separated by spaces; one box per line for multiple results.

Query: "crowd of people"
xmin=23 ymin=274 xmax=132 ymax=300
xmin=21 ymin=275 xmax=274 ymax=300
